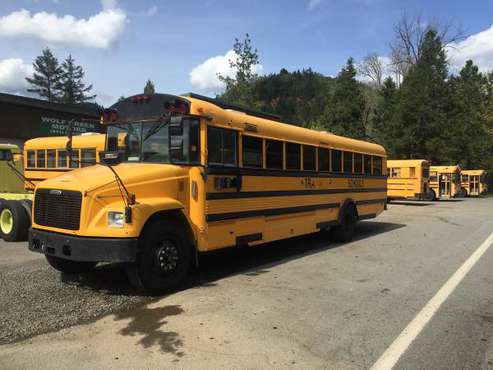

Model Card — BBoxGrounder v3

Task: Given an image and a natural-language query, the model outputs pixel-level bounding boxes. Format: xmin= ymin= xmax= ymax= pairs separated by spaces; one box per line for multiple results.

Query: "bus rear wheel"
xmin=45 ymin=255 xmax=97 ymax=274
xmin=126 ymin=220 xmax=191 ymax=295
xmin=0 ymin=200 xmax=30 ymax=242
xmin=331 ymin=205 xmax=357 ymax=243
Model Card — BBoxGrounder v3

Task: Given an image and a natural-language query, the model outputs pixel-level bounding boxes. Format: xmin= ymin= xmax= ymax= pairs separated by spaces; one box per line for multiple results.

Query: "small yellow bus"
xmin=0 ymin=134 xmax=105 ymax=241
xmin=24 ymin=133 xmax=106 ymax=188
xmin=28 ymin=93 xmax=387 ymax=294
xmin=461 ymin=170 xmax=487 ymax=196
xmin=429 ymin=165 xmax=461 ymax=199
xmin=387 ymin=159 xmax=433 ymax=201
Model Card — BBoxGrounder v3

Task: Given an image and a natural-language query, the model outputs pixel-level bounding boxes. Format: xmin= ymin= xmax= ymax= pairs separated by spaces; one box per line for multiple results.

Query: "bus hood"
xmin=36 ymin=163 xmax=189 ymax=193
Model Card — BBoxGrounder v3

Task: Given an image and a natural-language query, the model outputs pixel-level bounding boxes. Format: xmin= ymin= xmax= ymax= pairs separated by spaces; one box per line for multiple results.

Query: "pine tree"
xmin=321 ymin=57 xmax=366 ymax=139
xmin=393 ymin=29 xmax=449 ymax=162
xmin=59 ymin=55 xmax=96 ymax=104
xmin=446 ymin=60 xmax=491 ymax=167
xmin=25 ymin=48 xmax=62 ymax=102
xmin=218 ymin=34 xmax=260 ymax=107
xmin=144 ymin=79 xmax=155 ymax=95
xmin=373 ymin=77 xmax=399 ymax=155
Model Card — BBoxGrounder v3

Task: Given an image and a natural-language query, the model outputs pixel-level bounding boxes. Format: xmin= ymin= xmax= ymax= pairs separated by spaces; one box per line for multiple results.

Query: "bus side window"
xmin=409 ymin=167 xmax=416 ymax=177
xmin=303 ymin=145 xmax=316 ymax=171
xmin=354 ymin=153 xmax=363 ymax=173
xmin=372 ymin=156 xmax=382 ymax=175
xmin=81 ymin=148 xmax=96 ymax=167
xmin=207 ymin=126 xmax=237 ymax=166
xmin=318 ymin=148 xmax=329 ymax=172
xmin=285 ymin=142 xmax=300 ymax=170
xmin=343 ymin=152 xmax=353 ymax=173
xmin=265 ymin=139 xmax=283 ymax=169
xmin=331 ymin=150 xmax=342 ymax=172
xmin=58 ymin=149 xmax=68 ymax=168
xmin=364 ymin=155 xmax=371 ymax=175
xmin=36 ymin=149 xmax=46 ymax=168
xmin=242 ymin=135 xmax=263 ymax=168
xmin=27 ymin=150 xmax=35 ymax=168
xmin=390 ymin=168 xmax=401 ymax=177
xmin=47 ymin=149 xmax=56 ymax=168
xmin=70 ymin=149 xmax=80 ymax=168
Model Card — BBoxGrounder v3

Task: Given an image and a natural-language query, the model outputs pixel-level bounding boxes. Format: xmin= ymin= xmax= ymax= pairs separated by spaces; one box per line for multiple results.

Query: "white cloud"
xmin=308 ymin=0 xmax=322 ymax=10
xmin=146 ymin=6 xmax=158 ymax=17
xmin=447 ymin=25 xmax=493 ymax=73
xmin=0 ymin=1 xmax=127 ymax=48
xmin=0 ymin=58 xmax=33 ymax=95
xmin=189 ymin=50 xmax=263 ymax=92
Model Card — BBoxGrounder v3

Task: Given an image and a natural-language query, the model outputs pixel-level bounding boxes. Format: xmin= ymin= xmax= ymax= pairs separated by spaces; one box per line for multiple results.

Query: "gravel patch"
xmin=0 ymin=259 xmax=153 ymax=344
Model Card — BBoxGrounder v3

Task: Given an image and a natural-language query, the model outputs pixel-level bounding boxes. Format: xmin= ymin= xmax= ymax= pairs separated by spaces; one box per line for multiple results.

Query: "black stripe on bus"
xmin=206 ymin=187 xmax=387 ymax=200
xmin=25 ymin=168 xmax=73 ymax=172
xmin=206 ymin=166 xmax=387 ymax=179
xmin=206 ymin=202 xmax=340 ymax=222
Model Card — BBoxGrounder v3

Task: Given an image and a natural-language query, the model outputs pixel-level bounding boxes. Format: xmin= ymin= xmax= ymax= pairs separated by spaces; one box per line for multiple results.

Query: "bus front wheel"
xmin=126 ymin=219 xmax=191 ymax=295
xmin=331 ymin=205 xmax=357 ymax=243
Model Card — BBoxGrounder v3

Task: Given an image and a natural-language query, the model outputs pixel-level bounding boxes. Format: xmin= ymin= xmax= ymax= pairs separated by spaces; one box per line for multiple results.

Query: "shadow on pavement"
xmin=62 ymin=220 xmax=405 ymax=296
xmin=114 ymin=305 xmax=185 ymax=356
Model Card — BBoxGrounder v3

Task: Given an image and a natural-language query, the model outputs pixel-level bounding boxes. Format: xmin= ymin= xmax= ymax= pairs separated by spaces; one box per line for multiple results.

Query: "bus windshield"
xmin=106 ymin=117 xmax=200 ymax=164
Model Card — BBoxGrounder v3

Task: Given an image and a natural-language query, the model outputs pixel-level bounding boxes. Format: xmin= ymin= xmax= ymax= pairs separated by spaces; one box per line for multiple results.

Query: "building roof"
xmin=0 ymin=93 xmax=100 ymax=117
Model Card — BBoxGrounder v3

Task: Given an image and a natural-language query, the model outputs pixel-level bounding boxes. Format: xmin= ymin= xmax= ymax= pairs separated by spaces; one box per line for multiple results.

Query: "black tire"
xmin=430 ymin=189 xmax=438 ymax=201
xmin=331 ymin=205 xmax=357 ymax=243
xmin=126 ymin=219 xmax=192 ymax=295
xmin=45 ymin=255 xmax=97 ymax=274
xmin=0 ymin=200 xmax=30 ymax=242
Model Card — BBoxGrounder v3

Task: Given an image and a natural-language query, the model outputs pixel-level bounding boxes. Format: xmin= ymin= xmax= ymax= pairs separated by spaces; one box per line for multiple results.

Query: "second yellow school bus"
xmin=461 ymin=170 xmax=487 ymax=196
xmin=24 ymin=133 xmax=106 ymax=188
xmin=387 ymin=159 xmax=433 ymax=201
xmin=429 ymin=165 xmax=461 ymax=199
xmin=28 ymin=93 xmax=387 ymax=294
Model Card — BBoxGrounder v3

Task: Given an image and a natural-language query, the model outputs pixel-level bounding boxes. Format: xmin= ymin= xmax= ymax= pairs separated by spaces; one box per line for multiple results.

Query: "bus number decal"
xmin=302 ymin=177 xmax=316 ymax=189
xmin=348 ymin=178 xmax=364 ymax=188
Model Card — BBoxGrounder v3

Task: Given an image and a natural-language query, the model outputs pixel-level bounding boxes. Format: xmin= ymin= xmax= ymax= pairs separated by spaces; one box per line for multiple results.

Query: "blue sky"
xmin=0 ymin=0 xmax=492 ymax=106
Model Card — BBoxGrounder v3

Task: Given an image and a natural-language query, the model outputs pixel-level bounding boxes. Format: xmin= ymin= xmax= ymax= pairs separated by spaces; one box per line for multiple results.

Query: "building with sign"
xmin=0 ymin=93 xmax=104 ymax=148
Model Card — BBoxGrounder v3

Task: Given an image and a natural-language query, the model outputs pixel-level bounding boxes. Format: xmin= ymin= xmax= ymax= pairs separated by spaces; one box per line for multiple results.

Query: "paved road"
xmin=0 ymin=197 xmax=493 ymax=369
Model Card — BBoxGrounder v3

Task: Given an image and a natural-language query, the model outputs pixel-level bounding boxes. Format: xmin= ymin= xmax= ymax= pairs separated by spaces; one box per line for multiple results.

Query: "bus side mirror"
xmin=102 ymin=151 xmax=121 ymax=165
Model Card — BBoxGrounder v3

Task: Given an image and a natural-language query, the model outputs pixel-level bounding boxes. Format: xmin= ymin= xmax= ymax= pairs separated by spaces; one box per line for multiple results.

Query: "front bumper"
xmin=29 ymin=228 xmax=138 ymax=263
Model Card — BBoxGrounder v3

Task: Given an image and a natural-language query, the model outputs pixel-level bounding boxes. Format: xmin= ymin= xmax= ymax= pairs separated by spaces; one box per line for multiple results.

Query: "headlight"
xmin=108 ymin=211 xmax=124 ymax=228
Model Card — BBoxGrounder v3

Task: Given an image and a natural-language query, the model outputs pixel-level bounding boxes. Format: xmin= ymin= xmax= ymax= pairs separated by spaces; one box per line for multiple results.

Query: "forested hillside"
xmin=217 ymin=24 xmax=493 ymax=186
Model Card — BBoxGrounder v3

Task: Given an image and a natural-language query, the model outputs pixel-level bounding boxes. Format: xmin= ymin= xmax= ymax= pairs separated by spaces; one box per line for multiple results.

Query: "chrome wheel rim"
xmin=156 ymin=240 xmax=179 ymax=273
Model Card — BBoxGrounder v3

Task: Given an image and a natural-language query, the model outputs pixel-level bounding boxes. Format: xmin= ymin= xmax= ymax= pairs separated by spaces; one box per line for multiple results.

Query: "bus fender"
xmin=138 ymin=200 xmax=197 ymax=264
xmin=338 ymin=198 xmax=358 ymax=224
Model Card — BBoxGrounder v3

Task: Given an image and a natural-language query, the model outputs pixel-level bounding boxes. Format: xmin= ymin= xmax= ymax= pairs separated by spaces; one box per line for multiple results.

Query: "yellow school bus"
xmin=387 ymin=159 xmax=433 ymax=201
xmin=429 ymin=165 xmax=461 ymax=199
xmin=461 ymin=170 xmax=487 ymax=196
xmin=28 ymin=93 xmax=387 ymax=294
xmin=0 ymin=134 xmax=105 ymax=242
xmin=24 ymin=133 xmax=106 ymax=188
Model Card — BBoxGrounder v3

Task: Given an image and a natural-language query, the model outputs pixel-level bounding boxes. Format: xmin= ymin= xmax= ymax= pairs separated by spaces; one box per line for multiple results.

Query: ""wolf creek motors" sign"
xmin=39 ymin=116 xmax=100 ymax=136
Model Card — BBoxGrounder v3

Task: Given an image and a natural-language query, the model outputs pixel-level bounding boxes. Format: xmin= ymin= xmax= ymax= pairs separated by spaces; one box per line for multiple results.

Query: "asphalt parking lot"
xmin=1 ymin=197 xmax=493 ymax=369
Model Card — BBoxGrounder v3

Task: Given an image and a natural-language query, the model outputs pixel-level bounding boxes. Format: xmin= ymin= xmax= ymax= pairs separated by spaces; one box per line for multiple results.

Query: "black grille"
xmin=34 ymin=189 xmax=82 ymax=230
